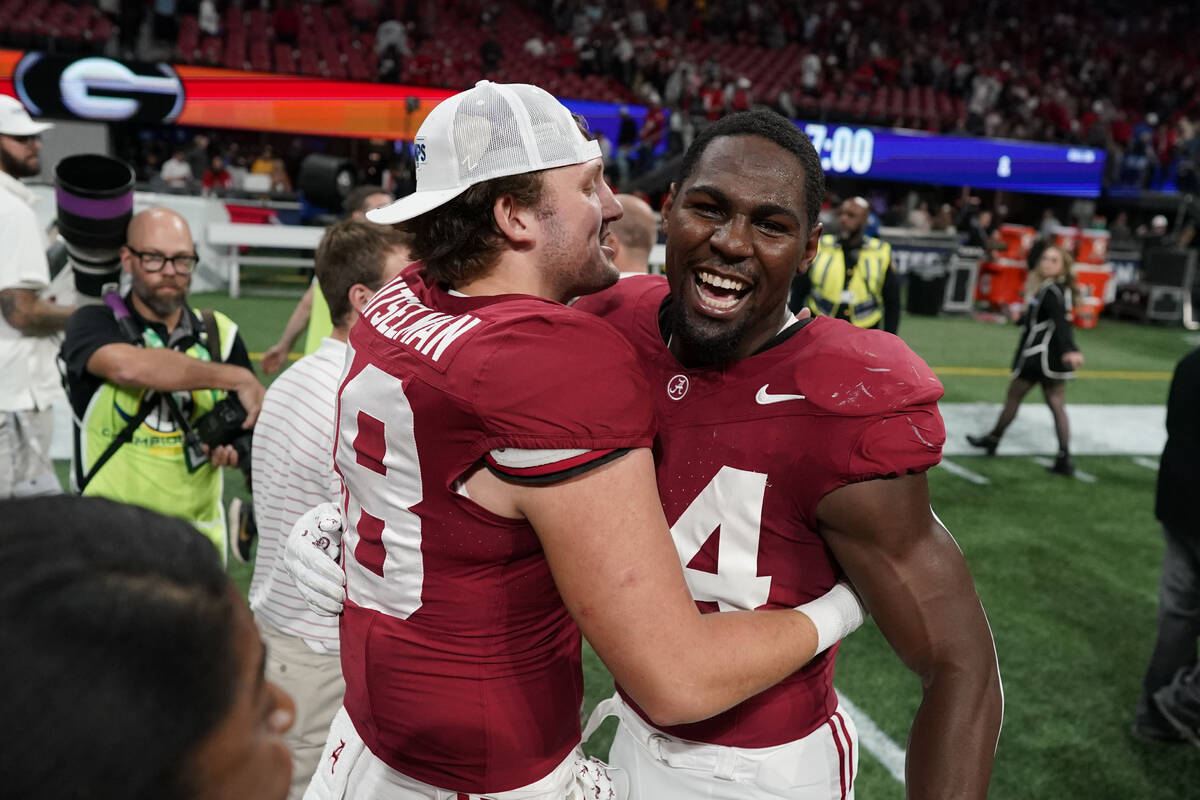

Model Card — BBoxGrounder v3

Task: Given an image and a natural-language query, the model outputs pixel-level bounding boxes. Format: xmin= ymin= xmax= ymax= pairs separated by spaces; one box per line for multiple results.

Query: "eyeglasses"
xmin=2 ymin=134 xmax=40 ymax=146
xmin=128 ymin=249 xmax=199 ymax=274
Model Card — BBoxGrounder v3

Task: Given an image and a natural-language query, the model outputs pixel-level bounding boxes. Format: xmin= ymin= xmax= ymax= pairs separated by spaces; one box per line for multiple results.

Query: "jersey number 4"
xmin=671 ymin=466 xmax=772 ymax=612
xmin=335 ymin=362 xmax=425 ymax=619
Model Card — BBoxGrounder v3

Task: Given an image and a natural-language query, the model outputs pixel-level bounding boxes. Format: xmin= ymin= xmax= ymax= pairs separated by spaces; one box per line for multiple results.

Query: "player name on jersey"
xmin=363 ymin=280 xmax=482 ymax=363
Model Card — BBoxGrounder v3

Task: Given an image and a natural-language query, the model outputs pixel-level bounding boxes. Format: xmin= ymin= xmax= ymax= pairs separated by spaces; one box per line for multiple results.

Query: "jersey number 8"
xmin=335 ymin=361 xmax=426 ymax=619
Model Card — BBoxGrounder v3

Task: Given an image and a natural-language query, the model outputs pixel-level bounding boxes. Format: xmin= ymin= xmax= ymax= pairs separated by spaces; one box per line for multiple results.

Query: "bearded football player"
xmin=574 ymin=110 xmax=1003 ymax=800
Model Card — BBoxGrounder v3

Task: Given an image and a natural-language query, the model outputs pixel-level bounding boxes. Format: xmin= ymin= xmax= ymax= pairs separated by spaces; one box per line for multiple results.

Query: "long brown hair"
xmin=1025 ymin=245 xmax=1077 ymax=303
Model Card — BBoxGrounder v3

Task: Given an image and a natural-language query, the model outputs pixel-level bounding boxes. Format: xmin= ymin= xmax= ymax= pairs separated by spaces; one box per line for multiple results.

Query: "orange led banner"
xmin=0 ymin=49 xmax=455 ymax=139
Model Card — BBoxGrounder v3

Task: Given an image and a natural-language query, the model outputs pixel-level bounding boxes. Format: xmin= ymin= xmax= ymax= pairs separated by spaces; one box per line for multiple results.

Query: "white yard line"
xmin=1032 ymin=457 xmax=1097 ymax=483
xmin=1133 ymin=457 xmax=1160 ymax=471
xmin=938 ymin=459 xmax=991 ymax=485
xmin=836 ymin=690 xmax=907 ymax=785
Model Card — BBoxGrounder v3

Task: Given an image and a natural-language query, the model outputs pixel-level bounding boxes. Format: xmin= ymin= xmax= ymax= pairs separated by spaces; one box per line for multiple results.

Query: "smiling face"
xmin=662 ymin=134 xmax=820 ymax=367
xmin=534 ymin=157 xmax=623 ymax=300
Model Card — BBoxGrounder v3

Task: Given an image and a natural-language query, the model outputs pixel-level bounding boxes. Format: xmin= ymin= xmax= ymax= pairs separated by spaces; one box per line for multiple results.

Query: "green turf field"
xmin=183 ymin=291 xmax=1200 ymax=797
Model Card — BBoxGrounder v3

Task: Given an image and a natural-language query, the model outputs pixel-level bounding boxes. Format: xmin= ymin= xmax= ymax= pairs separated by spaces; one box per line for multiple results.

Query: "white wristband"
xmin=795 ymin=581 xmax=867 ymax=655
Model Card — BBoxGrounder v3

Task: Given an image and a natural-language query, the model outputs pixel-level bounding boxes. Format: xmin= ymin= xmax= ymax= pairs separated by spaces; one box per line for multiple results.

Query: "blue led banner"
xmin=0 ymin=48 xmax=1105 ymax=197
xmin=798 ymin=122 xmax=1106 ymax=198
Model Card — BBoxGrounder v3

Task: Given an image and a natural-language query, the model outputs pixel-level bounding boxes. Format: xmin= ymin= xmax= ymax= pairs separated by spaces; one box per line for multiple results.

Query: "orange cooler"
xmin=1073 ymin=296 xmax=1103 ymax=329
xmin=1077 ymin=229 xmax=1110 ymax=266
xmin=1051 ymin=225 xmax=1080 ymax=255
xmin=975 ymin=259 xmax=1027 ymax=309
xmin=996 ymin=224 xmax=1036 ymax=261
xmin=1074 ymin=266 xmax=1113 ymax=312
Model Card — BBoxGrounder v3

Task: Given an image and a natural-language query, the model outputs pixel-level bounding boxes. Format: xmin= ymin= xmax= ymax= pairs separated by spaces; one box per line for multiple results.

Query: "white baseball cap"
xmin=367 ymin=80 xmax=601 ymax=225
xmin=0 ymin=95 xmax=53 ymax=137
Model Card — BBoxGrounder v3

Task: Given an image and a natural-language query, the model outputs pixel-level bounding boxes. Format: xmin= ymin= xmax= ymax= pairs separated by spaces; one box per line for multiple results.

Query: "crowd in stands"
xmin=115 ymin=128 xmax=415 ymax=208
xmin=6 ymin=0 xmax=1198 ymax=193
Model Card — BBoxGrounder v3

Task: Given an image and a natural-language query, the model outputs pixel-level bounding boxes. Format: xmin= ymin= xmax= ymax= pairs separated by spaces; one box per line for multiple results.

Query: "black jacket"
xmin=1012 ymin=282 xmax=1078 ymax=380
xmin=1157 ymin=347 xmax=1200 ymax=535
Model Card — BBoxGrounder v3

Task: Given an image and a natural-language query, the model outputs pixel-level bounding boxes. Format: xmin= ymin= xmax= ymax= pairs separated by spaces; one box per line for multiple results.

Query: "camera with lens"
xmin=53 ymin=154 xmax=137 ymax=303
xmin=194 ymin=396 xmax=253 ymax=475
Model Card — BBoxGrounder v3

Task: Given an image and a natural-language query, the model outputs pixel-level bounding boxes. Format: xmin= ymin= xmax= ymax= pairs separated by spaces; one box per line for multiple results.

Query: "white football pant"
xmin=304 ymin=706 xmax=627 ymax=800
xmin=591 ymin=695 xmax=858 ymax=800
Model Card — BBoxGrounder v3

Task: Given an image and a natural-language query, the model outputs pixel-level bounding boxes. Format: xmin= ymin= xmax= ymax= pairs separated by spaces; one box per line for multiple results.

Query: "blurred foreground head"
xmin=0 ymin=496 xmax=295 ymax=800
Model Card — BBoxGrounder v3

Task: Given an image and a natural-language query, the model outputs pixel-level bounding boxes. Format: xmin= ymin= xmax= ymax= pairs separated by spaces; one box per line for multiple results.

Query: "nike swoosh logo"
xmin=755 ymin=384 xmax=806 ymax=404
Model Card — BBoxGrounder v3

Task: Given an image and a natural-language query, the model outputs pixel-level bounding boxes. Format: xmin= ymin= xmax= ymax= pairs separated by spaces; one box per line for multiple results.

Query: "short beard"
xmin=536 ymin=203 xmax=616 ymax=300
xmin=0 ymin=146 xmax=37 ymax=179
xmin=133 ymin=283 xmax=184 ymax=319
xmin=666 ymin=300 xmax=746 ymax=368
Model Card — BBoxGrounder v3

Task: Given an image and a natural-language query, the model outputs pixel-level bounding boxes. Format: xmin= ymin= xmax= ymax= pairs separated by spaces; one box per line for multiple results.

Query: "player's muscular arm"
xmin=501 ymin=448 xmax=825 ymax=727
xmin=87 ymin=343 xmax=265 ymax=426
xmin=0 ymin=288 xmax=75 ymax=336
xmin=817 ymin=473 xmax=1002 ymax=800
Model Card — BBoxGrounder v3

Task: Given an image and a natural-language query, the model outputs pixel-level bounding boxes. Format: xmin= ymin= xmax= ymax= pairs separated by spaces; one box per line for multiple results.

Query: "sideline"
xmin=938 ymin=459 xmax=990 ymax=485
xmin=1031 ymin=456 xmax=1097 ymax=483
xmin=932 ymin=366 xmax=1172 ymax=380
xmin=942 ymin=403 xmax=1165 ymax=456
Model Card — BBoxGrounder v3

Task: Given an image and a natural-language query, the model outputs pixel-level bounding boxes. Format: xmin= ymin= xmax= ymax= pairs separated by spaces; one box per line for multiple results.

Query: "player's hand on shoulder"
xmin=284 ymin=502 xmax=347 ymax=616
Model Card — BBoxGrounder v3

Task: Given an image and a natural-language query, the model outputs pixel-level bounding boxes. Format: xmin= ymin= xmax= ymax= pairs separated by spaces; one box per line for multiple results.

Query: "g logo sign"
xmin=14 ymin=53 xmax=184 ymax=124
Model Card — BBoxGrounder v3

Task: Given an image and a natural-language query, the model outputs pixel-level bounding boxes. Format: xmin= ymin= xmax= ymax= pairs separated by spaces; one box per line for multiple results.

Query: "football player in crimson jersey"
xmin=573 ymin=111 xmax=1003 ymax=799
xmin=285 ymin=83 xmax=866 ymax=800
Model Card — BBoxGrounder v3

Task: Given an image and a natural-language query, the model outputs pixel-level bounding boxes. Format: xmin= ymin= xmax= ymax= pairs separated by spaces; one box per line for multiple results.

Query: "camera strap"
xmin=74 ymin=399 xmax=157 ymax=493
xmin=200 ymin=308 xmax=221 ymax=362
xmin=74 ymin=294 xmax=210 ymax=492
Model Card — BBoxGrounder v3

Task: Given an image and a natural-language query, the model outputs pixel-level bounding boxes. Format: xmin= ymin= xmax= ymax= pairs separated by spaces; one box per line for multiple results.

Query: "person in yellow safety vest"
xmin=789 ymin=196 xmax=901 ymax=334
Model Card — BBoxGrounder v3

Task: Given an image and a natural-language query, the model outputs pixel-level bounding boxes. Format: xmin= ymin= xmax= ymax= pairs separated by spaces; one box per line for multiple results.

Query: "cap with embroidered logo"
xmin=366 ymin=80 xmax=601 ymax=225
xmin=0 ymin=95 xmax=53 ymax=137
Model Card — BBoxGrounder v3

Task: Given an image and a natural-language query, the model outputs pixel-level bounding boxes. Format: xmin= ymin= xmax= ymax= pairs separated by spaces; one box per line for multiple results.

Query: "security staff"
xmin=790 ymin=196 xmax=901 ymax=334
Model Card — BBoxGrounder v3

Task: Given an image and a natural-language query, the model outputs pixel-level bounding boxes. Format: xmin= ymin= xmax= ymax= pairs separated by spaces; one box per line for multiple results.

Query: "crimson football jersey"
xmin=334 ymin=265 xmax=654 ymax=792
xmin=575 ymin=274 xmax=946 ymax=748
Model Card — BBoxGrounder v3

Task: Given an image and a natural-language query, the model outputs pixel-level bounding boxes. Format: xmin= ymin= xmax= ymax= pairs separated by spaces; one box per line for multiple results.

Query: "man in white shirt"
xmin=248 ymin=218 xmax=411 ymax=800
xmin=160 ymin=150 xmax=194 ymax=190
xmin=0 ymin=95 xmax=74 ymax=498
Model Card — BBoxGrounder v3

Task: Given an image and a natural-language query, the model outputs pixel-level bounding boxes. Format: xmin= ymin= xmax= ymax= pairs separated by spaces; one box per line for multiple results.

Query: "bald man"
xmin=60 ymin=207 xmax=263 ymax=557
xmin=606 ymin=193 xmax=658 ymax=274
xmin=790 ymin=196 xmax=901 ymax=334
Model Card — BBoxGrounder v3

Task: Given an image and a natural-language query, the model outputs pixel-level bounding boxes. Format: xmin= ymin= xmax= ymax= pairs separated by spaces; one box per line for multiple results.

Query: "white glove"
xmin=284 ymin=502 xmax=347 ymax=617
xmin=795 ymin=580 xmax=868 ymax=656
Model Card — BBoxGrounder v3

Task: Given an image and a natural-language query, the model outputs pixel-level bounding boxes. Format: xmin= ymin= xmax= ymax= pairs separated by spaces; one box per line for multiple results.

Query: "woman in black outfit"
xmin=968 ymin=245 xmax=1085 ymax=475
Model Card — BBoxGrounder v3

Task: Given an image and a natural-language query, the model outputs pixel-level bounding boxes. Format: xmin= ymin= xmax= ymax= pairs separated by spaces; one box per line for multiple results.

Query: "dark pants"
xmin=1137 ymin=525 xmax=1200 ymax=721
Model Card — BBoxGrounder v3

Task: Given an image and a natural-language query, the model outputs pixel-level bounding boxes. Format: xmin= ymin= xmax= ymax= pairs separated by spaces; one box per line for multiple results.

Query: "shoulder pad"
xmin=796 ymin=321 xmax=943 ymax=416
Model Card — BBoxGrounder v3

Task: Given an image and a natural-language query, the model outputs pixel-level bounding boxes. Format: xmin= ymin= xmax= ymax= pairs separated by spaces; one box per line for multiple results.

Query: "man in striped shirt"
xmin=248 ymin=219 xmax=411 ymax=800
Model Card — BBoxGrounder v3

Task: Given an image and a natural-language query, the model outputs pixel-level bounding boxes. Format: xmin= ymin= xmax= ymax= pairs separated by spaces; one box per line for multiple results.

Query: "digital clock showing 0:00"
xmin=803 ymin=123 xmax=875 ymax=175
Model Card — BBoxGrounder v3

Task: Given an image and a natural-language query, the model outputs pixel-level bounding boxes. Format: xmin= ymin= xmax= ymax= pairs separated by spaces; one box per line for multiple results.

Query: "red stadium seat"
xmin=274 ymin=44 xmax=296 ymax=74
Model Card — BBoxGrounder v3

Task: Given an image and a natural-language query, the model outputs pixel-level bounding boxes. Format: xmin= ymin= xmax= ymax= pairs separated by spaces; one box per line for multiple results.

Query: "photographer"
xmin=60 ymin=207 xmax=263 ymax=557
